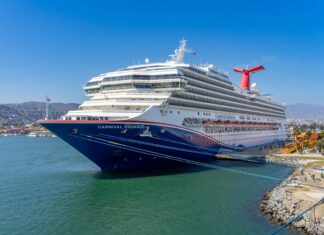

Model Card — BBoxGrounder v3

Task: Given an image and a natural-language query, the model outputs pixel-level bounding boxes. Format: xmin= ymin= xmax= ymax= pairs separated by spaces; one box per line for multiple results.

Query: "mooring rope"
xmin=270 ymin=197 xmax=324 ymax=235
xmin=75 ymin=133 xmax=282 ymax=181
xmin=72 ymin=133 xmax=324 ymax=190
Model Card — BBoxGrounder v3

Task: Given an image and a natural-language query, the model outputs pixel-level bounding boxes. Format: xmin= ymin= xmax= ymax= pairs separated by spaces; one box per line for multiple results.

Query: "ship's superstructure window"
xmin=85 ymin=88 xmax=100 ymax=94
xmin=134 ymin=84 xmax=152 ymax=89
xmin=151 ymin=82 xmax=184 ymax=89
xmin=86 ymin=81 xmax=100 ymax=86
xmin=101 ymin=84 xmax=135 ymax=91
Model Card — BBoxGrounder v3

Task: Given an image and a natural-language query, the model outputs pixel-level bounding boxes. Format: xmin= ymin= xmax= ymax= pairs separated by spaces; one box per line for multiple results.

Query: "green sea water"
xmin=0 ymin=137 xmax=299 ymax=235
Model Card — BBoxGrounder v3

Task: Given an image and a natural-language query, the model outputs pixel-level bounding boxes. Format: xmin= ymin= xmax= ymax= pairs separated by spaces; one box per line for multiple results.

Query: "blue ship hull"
xmin=40 ymin=120 xmax=234 ymax=171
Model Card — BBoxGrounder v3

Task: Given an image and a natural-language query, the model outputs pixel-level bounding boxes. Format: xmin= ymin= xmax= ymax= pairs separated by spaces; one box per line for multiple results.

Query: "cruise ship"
xmin=39 ymin=40 xmax=287 ymax=171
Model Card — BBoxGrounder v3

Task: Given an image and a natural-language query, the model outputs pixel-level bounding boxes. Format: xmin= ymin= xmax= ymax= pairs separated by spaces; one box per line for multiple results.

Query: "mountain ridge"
xmin=0 ymin=102 xmax=79 ymax=126
xmin=286 ymin=103 xmax=324 ymax=120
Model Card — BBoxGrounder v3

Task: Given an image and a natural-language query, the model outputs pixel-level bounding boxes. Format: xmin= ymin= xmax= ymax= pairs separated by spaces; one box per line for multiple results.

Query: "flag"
xmin=45 ymin=96 xmax=51 ymax=102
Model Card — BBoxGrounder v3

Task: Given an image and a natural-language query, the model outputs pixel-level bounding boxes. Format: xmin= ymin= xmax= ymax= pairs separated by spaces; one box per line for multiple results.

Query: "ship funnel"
xmin=233 ymin=65 xmax=264 ymax=91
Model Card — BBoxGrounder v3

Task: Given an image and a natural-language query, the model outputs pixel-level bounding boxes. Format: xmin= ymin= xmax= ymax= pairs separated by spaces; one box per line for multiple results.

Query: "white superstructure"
xmin=64 ymin=39 xmax=287 ymax=147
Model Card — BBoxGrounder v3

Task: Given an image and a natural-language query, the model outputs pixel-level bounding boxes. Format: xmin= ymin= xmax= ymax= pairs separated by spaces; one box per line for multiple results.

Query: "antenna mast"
xmin=168 ymin=39 xmax=195 ymax=64
xmin=45 ymin=96 xmax=51 ymax=120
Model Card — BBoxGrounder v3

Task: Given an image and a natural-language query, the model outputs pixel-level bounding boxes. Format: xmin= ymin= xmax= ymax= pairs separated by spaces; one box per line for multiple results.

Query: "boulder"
xmin=293 ymin=219 xmax=305 ymax=229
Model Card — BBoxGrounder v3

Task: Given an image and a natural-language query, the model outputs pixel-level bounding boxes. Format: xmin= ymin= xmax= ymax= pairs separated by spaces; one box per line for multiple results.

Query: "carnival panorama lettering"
xmin=98 ymin=124 xmax=144 ymax=129
xmin=215 ymin=114 xmax=236 ymax=120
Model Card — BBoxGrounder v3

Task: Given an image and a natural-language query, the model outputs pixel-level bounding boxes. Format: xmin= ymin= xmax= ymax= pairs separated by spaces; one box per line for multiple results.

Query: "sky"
xmin=0 ymin=0 xmax=324 ymax=105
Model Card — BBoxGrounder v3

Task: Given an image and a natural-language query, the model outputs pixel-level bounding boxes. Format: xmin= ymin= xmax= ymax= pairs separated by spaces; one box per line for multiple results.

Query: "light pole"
xmin=45 ymin=96 xmax=51 ymax=120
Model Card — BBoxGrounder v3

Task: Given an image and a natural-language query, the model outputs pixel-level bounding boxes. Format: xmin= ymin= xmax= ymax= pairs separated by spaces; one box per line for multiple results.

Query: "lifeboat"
xmin=202 ymin=119 xmax=214 ymax=125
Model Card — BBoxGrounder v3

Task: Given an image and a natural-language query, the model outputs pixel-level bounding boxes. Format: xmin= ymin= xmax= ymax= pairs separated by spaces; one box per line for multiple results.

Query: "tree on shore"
xmin=304 ymin=130 xmax=312 ymax=149
xmin=305 ymin=130 xmax=312 ymax=139
xmin=316 ymin=139 xmax=324 ymax=154
xmin=293 ymin=128 xmax=301 ymax=137
xmin=319 ymin=130 xmax=324 ymax=140
xmin=296 ymin=142 xmax=304 ymax=155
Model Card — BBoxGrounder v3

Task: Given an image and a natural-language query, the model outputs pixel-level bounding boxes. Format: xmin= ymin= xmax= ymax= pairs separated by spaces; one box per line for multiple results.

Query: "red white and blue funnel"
xmin=233 ymin=65 xmax=265 ymax=91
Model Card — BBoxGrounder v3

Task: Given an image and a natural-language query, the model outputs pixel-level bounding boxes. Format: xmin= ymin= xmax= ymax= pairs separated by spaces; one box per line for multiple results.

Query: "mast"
xmin=45 ymin=96 xmax=51 ymax=120
xmin=168 ymin=39 xmax=195 ymax=64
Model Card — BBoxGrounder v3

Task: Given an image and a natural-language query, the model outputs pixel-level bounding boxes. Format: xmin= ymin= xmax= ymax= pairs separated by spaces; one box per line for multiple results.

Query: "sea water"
xmin=0 ymin=137 xmax=299 ymax=235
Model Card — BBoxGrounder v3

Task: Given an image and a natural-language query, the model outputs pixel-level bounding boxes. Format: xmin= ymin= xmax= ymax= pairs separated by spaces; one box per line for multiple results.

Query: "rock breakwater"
xmin=261 ymin=156 xmax=324 ymax=235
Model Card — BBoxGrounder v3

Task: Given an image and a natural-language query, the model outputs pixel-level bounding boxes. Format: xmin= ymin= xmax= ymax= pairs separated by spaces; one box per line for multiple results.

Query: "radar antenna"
xmin=168 ymin=38 xmax=195 ymax=64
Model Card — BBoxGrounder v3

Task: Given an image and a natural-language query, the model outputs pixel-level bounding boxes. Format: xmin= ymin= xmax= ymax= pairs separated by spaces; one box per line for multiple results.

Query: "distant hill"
xmin=286 ymin=103 xmax=324 ymax=120
xmin=0 ymin=102 xmax=79 ymax=126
